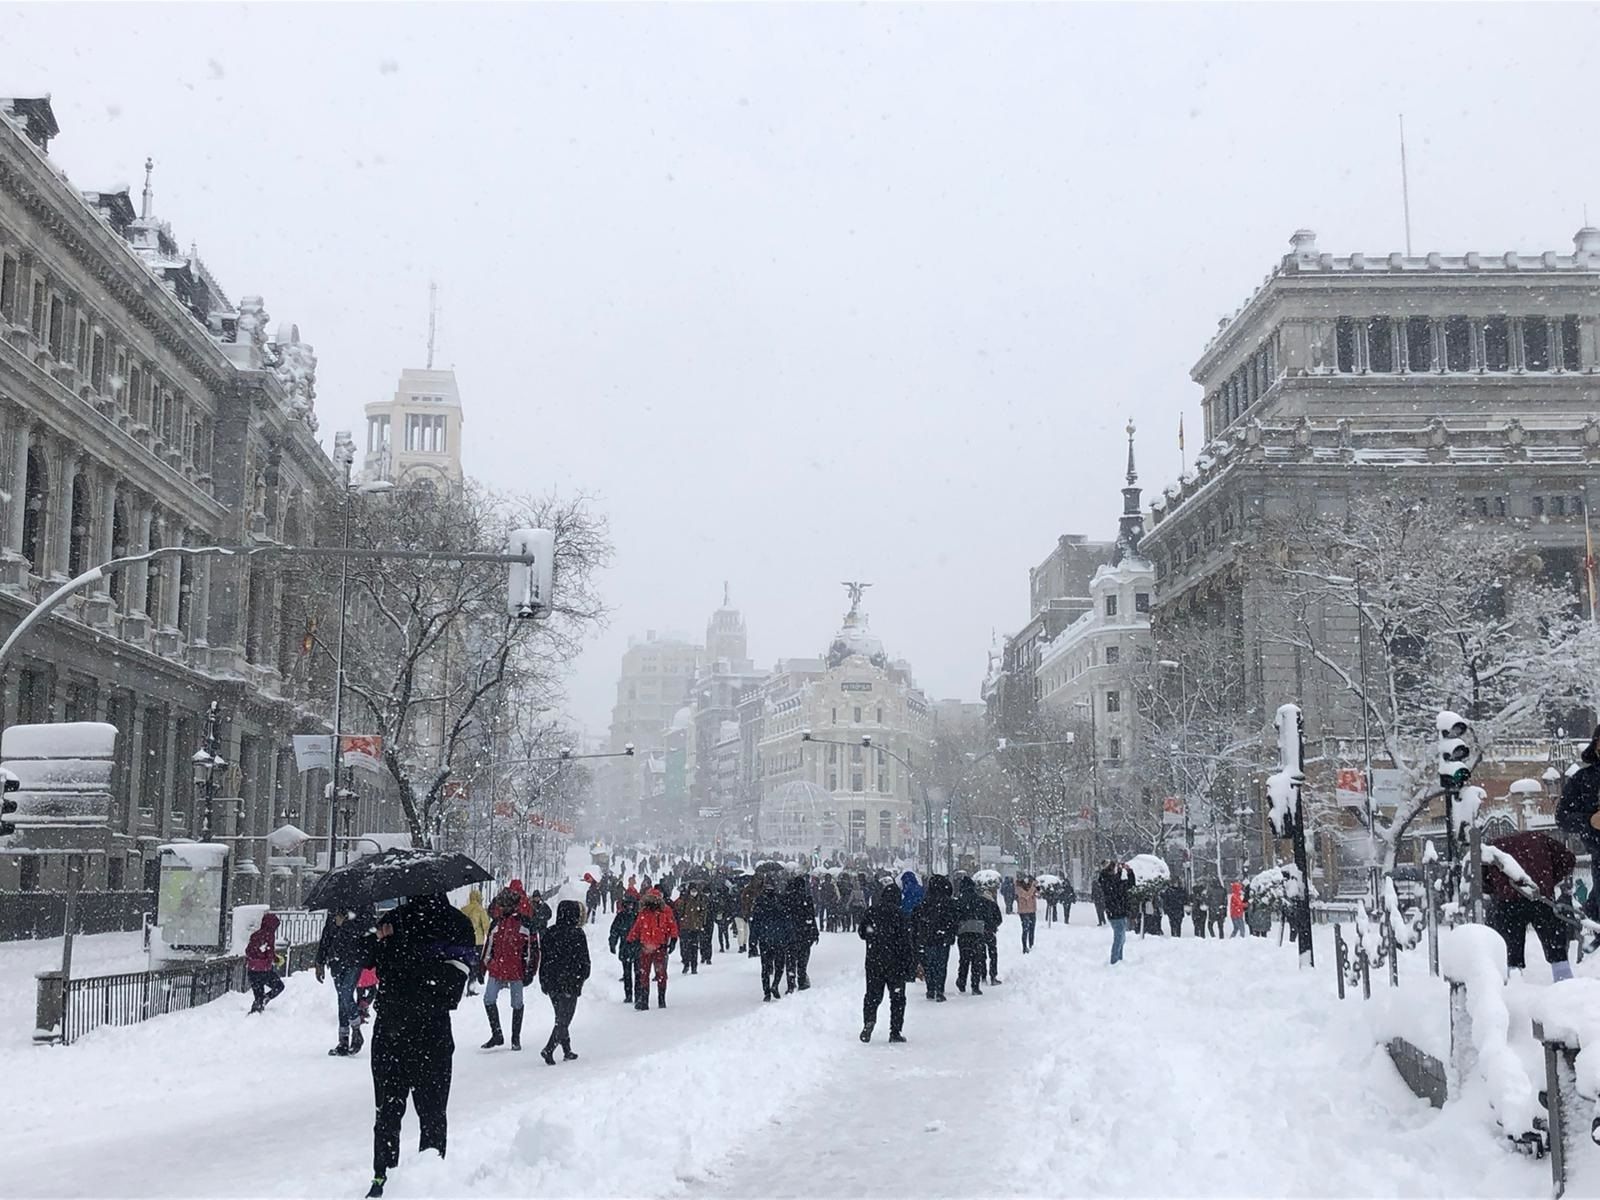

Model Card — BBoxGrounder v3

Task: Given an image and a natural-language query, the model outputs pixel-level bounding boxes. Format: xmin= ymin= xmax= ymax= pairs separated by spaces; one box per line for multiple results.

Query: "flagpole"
xmin=1586 ymin=484 xmax=1598 ymax=624
xmin=1178 ymin=413 xmax=1186 ymax=479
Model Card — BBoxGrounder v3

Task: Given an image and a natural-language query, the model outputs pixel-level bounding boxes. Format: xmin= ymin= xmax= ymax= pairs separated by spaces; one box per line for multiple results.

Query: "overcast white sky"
xmin=11 ymin=2 xmax=1600 ymax=734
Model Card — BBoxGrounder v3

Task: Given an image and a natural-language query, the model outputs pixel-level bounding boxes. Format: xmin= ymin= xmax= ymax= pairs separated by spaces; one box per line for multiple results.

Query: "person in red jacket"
xmin=625 ymin=888 xmax=679 ymax=1011
xmin=1227 ymin=881 xmax=1247 ymax=938
xmin=245 ymin=912 xmax=285 ymax=1013
xmin=1484 ymin=830 xmax=1577 ymax=981
xmin=481 ymin=911 xmax=534 ymax=1049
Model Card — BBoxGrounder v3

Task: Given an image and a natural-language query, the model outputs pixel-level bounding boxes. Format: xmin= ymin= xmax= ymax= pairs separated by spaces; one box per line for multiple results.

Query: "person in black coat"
xmin=316 ymin=905 xmax=374 ymax=1057
xmin=858 ymin=882 xmax=915 ymax=1043
xmin=954 ymin=877 xmax=988 ymax=995
xmin=537 ymin=900 xmax=591 ymax=1065
xmin=1558 ymin=727 xmax=1600 ymax=923
xmin=783 ymin=875 xmax=821 ymax=992
xmin=363 ymin=893 xmax=476 ymax=1199
xmin=980 ymin=884 xmax=1004 ymax=985
xmin=1060 ymin=879 xmax=1077 ymax=925
xmin=607 ymin=893 xmax=641 ymax=1003
xmin=1161 ymin=881 xmax=1189 ymax=939
xmin=750 ymin=881 xmax=794 ymax=1001
xmin=915 ymin=874 xmax=958 ymax=1001
xmin=1098 ymin=860 xmax=1136 ymax=965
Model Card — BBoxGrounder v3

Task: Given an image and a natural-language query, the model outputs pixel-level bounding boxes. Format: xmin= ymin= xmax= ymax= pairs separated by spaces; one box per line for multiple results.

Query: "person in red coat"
xmin=480 ymin=912 xmax=534 ymax=1049
xmin=625 ymin=889 xmax=679 ymax=1011
xmin=1227 ymin=881 xmax=1247 ymax=938
xmin=245 ymin=912 xmax=285 ymax=1013
xmin=1484 ymin=830 xmax=1577 ymax=980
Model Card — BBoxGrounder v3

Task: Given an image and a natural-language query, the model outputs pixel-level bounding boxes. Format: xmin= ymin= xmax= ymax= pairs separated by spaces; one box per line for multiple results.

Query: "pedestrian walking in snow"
xmin=713 ymin=881 xmax=735 ymax=952
xmin=458 ymin=889 xmax=490 ymax=995
xmin=608 ymin=891 xmax=642 ymax=1003
xmin=1098 ymin=860 xmax=1135 ymax=965
xmin=1228 ymin=881 xmax=1247 ymax=937
xmin=481 ymin=906 xmax=533 ymax=1050
xmin=954 ymin=877 xmax=987 ymax=994
xmin=1483 ymin=830 xmax=1577 ymax=981
xmin=751 ymin=878 xmax=795 ymax=1000
xmin=677 ymin=881 xmax=710 ymax=975
xmin=739 ymin=874 xmax=761 ymax=956
xmin=317 ymin=906 xmax=373 ymax=1054
xmin=538 ymin=900 xmax=592 ymax=1063
xmin=784 ymin=874 xmax=820 ymax=990
xmin=846 ymin=877 xmax=868 ymax=932
xmin=1015 ymin=875 xmax=1038 ymax=953
xmin=1091 ymin=874 xmax=1106 ymax=926
xmin=583 ymin=874 xmax=603 ymax=925
xmin=626 ymin=888 xmax=679 ymax=1010
xmin=899 ymin=870 xmax=925 ymax=918
xmin=1001 ymin=875 xmax=1016 ymax=915
xmin=858 ymin=881 xmax=915 ymax=1043
xmin=1190 ymin=888 xmax=1208 ymax=938
xmin=915 ymin=873 xmax=958 ymax=1001
xmin=1060 ymin=878 xmax=1076 ymax=925
xmin=245 ymin=912 xmax=285 ymax=1013
xmin=1207 ymin=880 xmax=1227 ymax=938
xmin=1557 ymin=726 xmax=1600 ymax=925
xmin=1161 ymin=881 xmax=1188 ymax=938
xmin=362 ymin=893 xmax=475 ymax=1198
xmin=981 ymin=882 xmax=1004 ymax=984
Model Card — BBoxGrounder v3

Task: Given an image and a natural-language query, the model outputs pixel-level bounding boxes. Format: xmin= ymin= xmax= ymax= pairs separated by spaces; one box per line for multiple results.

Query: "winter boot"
xmin=481 ymin=1006 xmax=504 ymax=1049
xmin=635 ymin=991 xmax=649 ymax=1010
xmin=889 ymin=1029 xmax=907 ymax=1043
xmin=860 ymin=1023 xmax=874 ymax=1043
xmin=658 ymin=981 xmax=667 ymax=1008
xmin=365 ymin=1174 xmax=386 ymax=1198
xmin=563 ymin=1046 xmax=578 ymax=1061
xmin=540 ymin=1045 xmax=556 ymax=1065
xmin=510 ymin=1007 xmax=524 ymax=1051
xmin=349 ymin=1024 xmax=364 ymax=1055
xmin=328 ymin=1024 xmax=351 ymax=1056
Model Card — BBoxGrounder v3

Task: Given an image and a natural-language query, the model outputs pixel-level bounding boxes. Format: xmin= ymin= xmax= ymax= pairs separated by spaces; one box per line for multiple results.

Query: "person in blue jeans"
xmin=1097 ymin=860 xmax=1136 ymax=965
xmin=914 ymin=874 xmax=959 ymax=1001
xmin=318 ymin=906 xmax=374 ymax=1056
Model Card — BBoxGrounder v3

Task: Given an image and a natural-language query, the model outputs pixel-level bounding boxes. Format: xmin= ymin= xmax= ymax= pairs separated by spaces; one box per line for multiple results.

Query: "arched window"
xmin=20 ymin=446 xmax=47 ymax=570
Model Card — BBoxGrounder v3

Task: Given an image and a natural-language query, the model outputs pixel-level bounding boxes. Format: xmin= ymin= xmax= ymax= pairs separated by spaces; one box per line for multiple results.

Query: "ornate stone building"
xmin=0 ymin=97 xmax=387 ymax=900
xmin=1143 ymin=226 xmax=1600 ymax=750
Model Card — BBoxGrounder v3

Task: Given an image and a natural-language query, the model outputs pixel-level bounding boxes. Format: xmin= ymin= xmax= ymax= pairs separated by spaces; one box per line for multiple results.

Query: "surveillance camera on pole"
xmin=506 ymin=527 xmax=555 ymax=620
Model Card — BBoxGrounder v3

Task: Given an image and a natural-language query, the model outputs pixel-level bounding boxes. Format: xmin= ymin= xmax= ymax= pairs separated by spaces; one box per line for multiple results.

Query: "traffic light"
xmin=506 ymin=527 xmax=555 ymax=620
xmin=0 ymin=767 xmax=19 ymax=837
xmin=1437 ymin=711 xmax=1472 ymax=788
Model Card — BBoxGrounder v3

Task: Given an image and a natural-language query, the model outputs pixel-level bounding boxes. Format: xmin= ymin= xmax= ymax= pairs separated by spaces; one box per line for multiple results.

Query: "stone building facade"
xmin=361 ymin=366 xmax=464 ymax=491
xmin=1143 ymin=226 xmax=1600 ymax=759
xmin=0 ymin=98 xmax=389 ymax=900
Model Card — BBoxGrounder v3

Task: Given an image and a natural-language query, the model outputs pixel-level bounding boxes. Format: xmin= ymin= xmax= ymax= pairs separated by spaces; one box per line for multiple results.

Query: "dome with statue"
xmin=827 ymin=580 xmax=888 ymax=669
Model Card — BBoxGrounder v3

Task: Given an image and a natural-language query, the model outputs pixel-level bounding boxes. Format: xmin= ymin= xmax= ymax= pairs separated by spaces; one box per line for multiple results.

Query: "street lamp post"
xmin=191 ymin=700 xmax=226 ymax=842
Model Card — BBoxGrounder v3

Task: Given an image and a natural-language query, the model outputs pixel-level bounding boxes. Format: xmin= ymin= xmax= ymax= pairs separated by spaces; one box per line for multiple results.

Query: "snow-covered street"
xmin=0 ymin=896 xmax=1546 ymax=1199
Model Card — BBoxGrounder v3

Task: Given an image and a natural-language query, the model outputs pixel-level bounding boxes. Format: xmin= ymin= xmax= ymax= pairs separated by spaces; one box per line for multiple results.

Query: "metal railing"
xmin=56 ymin=937 xmax=321 ymax=1045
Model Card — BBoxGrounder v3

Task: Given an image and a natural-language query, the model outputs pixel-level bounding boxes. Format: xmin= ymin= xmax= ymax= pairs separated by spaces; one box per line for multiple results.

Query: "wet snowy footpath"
xmin=0 ymin=889 xmax=1551 ymax=1198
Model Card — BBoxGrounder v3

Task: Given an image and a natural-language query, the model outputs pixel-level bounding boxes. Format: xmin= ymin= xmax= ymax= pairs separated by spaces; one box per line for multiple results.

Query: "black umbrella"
xmin=303 ymin=847 xmax=492 ymax=911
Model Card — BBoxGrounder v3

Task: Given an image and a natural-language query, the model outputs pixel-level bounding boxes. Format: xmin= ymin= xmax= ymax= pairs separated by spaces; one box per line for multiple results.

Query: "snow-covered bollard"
xmin=1526 ymin=979 xmax=1600 ymax=1191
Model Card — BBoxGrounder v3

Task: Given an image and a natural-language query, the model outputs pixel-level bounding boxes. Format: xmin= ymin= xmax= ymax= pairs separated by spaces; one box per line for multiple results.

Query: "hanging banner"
xmin=1161 ymin=796 xmax=1184 ymax=826
xmin=292 ymin=736 xmax=334 ymax=773
xmin=1371 ymin=769 xmax=1406 ymax=809
xmin=340 ymin=735 xmax=385 ymax=775
xmin=1335 ymin=768 xmax=1367 ymax=808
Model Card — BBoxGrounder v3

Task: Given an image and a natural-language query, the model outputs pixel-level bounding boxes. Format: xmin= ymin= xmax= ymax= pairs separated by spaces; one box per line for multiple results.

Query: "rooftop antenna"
xmin=1399 ymin=114 xmax=1413 ymax=256
xmin=426 ymin=280 xmax=437 ymax=370
xmin=140 ymin=156 xmax=154 ymax=220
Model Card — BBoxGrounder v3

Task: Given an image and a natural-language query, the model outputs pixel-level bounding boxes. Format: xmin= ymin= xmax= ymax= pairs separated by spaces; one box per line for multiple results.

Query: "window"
xmin=1104 ymin=594 xmax=1118 ymax=617
xmin=1472 ymin=496 xmax=1489 ymax=518
xmin=1494 ymin=496 xmax=1508 ymax=518
xmin=851 ymin=772 xmax=863 ymax=793
xmin=1405 ymin=317 xmax=1433 ymax=371
xmin=1533 ymin=496 xmax=1546 ymax=517
xmin=47 ymin=296 xmax=64 ymax=360
xmin=879 ymin=810 xmax=892 ymax=846
xmin=878 ymin=770 xmax=888 ymax=793
xmin=21 ymin=446 xmax=46 ymax=570
xmin=1445 ymin=316 xmax=1472 ymax=371
xmin=18 ymin=856 xmax=39 ymax=892
xmin=853 ymin=705 xmax=862 ymax=723
xmin=876 ymin=705 xmax=883 ymax=723
xmin=1104 ymin=645 xmax=1120 ymax=665
xmin=827 ymin=771 xmax=838 ymax=791
xmin=1562 ymin=316 xmax=1582 ymax=371
xmin=1135 ymin=592 xmax=1150 ymax=613
xmin=29 ymin=280 xmax=45 ymax=337
xmin=1105 ymin=690 xmax=1121 ymax=714
xmin=1335 ymin=317 xmax=1357 ymax=372
xmin=1482 ymin=316 xmax=1510 ymax=372
xmin=74 ymin=317 xmax=88 ymax=372
xmin=851 ymin=744 xmax=862 ymax=762
xmin=827 ymin=744 xmax=837 ymax=763
xmin=1367 ymin=317 xmax=1394 ymax=373
xmin=403 ymin=413 xmax=447 ymax=452
xmin=0 ymin=256 xmax=16 ymax=320
xmin=1552 ymin=496 xmax=1567 ymax=517
xmin=1108 ymin=736 xmax=1122 ymax=761
xmin=1524 ymin=317 xmax=1551 ymax=371
xmin=849 ymin=809 xmax=866 ymax=853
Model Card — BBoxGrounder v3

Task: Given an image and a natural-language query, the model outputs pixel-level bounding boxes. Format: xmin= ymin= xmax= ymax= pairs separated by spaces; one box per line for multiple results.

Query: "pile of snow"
xmin=1439 ymin=923 xmax=1539 ymax=1139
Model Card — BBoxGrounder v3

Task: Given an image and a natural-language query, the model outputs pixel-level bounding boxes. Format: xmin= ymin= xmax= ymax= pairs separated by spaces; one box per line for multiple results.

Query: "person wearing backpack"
xmin=1557 ymin=728 xmax=1600 ymax=924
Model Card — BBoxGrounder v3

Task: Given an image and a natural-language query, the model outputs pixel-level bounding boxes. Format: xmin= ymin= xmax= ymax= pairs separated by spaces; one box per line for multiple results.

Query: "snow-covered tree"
xmin=310 ymin=483 xmax=609 ymax=844
xmin=1265 ymin=496 xmax=1581 ymax=870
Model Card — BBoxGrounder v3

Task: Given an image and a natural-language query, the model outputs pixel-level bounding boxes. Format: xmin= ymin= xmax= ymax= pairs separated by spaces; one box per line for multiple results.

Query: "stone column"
xmin=190 ymin=553 xmax=212 ymax=649
xmin=161 ymin=532 xmax=182 ymax=631
xmin=128 ymin=505 xmax=152 ymax=613
xmin=95 ymin=475 xmax=115 ymax=587
xmin=52 ymin=452 xmax=79 ymax=579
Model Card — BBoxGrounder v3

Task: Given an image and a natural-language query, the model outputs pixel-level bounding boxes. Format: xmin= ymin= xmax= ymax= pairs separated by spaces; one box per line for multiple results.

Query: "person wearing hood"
xmin=245 ymin=912 xmax=285 ymax=1013
xmin=608 ymin=891 xmax=642 ymax=1004
xmin=751 ymin=879 xmax=795 ymax=1001
xmin=458 ymin=890 xmax=490 ymax=995
xmin=844 ymin=877 xmax=867 ymax=932
xmin=783 ymin=874 xmax=821 ymax=992
xmin=362 ymin=892 xmax=476 ymax=1199
xmin=1228 ymin=881 xmax=1247 ymax=937
xmin=583 ymin=874 xmax=603 ymax=925
xmin=712 ymin=880 xmax=735 ymax=953
xmin=317 ymin=906 xmax=374 ymax=1054
xmin=980 ymin=883 xmax=1004 ymax=984
xmin=1000 ymin=875 xmax=1016 ymax=915
xmin=915 ymin=874 xmax=958 ymax=1001
xmin=677 ymin=881 xmax=711 ymax=975
xmin=625 ymin=889 xmax=679 ymax=1010
xmin=1014 ymin=876 xmax=1039 ymax=953
xmin=954 ymin=877 xmax=987 ymax=995
xmin=537 ymin=900 xmax=592 ymax=1063
xmin=493 ymin=879 xmax=533 ymax=923
xmin=1557 ymin=725 xmax=1600 ymax=924
xmin=899 ymin=870 xmax=926 ymax=917
xmin=858 ymin=881 xmax=915 ymax=1043
xmin=481 ymin=902 xmax=533 ymax=1050
xmin=526 ymin=890 xmax=553 ymax=936
xmin=1161 ymin=880 xmax=1189 ymax=938
xmin=739 ymin=873 xmax=762 ymax=956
